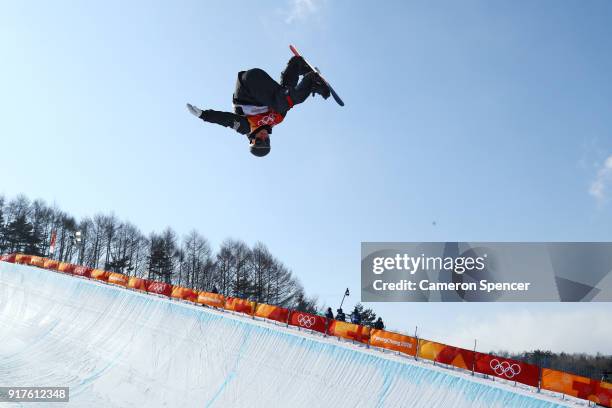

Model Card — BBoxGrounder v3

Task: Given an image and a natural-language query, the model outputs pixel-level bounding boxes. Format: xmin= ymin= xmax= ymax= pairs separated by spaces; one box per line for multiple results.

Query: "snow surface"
xmin=0 ymin=262 xmax=579 ymax=407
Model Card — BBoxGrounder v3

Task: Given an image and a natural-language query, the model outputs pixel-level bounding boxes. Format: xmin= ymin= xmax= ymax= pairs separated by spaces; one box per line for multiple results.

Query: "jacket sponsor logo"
xmin=490 ymin=359 xmax=521 ymax=378
xmin=257 ymin=113 xmax=278 ymax=126
xmin=296 ymin=314 xmax=317 ymax=328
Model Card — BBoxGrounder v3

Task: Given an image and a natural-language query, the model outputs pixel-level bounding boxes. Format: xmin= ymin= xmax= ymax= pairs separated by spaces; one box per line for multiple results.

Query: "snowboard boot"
xmin=310 ymin=73 xmax=331 ymax=100
xmin=291 ymin=71 xmax=330 ymax=104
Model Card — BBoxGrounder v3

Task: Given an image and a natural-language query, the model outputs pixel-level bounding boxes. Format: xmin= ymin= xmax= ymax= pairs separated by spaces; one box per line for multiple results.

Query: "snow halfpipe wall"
xmin=0 ymin=262 xmax=571 ymax=407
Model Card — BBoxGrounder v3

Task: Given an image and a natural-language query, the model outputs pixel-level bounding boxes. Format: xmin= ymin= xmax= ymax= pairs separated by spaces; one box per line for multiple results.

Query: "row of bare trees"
xmin=0 ymin=194 xmax=317 ymax=312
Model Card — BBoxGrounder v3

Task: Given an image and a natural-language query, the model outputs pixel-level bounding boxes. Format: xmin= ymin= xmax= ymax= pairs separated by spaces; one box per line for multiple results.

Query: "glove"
xmin=186 ymin=103 xmax=203 ymax=117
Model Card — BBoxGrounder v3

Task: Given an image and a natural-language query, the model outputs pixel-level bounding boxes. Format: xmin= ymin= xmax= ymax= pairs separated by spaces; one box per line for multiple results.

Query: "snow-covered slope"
xmin=0 ymin=262 xmax=572 ymax=407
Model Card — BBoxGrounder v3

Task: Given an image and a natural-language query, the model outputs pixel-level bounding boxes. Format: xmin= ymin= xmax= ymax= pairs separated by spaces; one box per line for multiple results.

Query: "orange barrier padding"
xmin=73 ymin=266 xmax=92 ymax=278
xmin=418 ymin=339 xmax=474 ymax=370
xmin=0 ymin=253 xmax=17 ymax=263
xmin=288 ymin=311 xmax=327 ymax=334
xmin=146 ymin=281 xmax=173 ymax=297
xmin=254 ymin=303 xmax=290 ymax=323
xmin=328 ymin=320 xmax=370 ymax=344
xmin=108 ymin=272 xmax=129 ymax=287
xmin=224 ymin=297 xmax=256 ymax=315
xmin=370 ymin=330 xmax=418 ymax=356
xmin=128 ymin=277 xmax=149 ymax=291
xmin=91 ymin=269 xmax=110 ymax=282
xmin=197 ymin=292 xmax=225 ymax=308
xmin=171 ymin=286 xmax=198 ymax=302
xmin=58 ymin=262 xmax=75 ymax=274
xmin=15 ymin=254 xmax=31 ymax=264
xmin=44 ymin=259 xmax=60 ymax=270
xmin=542 ymin=368 xmax=612 ymax=407
xmin=29 ymin=256 xmax=46 ymax=268
xmin=600 ymin=382 xmax=612 ymax=408
xmin=474 ymin=352 xmax=539 ymax=387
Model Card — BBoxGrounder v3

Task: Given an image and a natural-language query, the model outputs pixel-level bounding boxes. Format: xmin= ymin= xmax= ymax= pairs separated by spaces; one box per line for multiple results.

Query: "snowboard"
xmin=289 ymin=45 xmax=345 ymax=107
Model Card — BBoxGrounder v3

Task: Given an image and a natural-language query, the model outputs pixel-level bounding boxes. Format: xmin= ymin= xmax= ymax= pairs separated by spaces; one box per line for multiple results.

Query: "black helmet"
xmin=249 ymin=136 xmax=271 ymax=157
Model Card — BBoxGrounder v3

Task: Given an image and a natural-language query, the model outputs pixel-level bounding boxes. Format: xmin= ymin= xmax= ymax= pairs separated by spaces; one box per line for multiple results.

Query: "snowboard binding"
xmin=309 ymin=72 xmax=331 ymax=99
xmin=289 ymin=44 xmax=344 ymax=106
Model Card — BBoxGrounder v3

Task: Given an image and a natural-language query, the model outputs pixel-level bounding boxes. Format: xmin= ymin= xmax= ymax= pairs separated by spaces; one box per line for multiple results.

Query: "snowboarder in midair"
xmin=187 ymin=56 xmax=330 ymax=157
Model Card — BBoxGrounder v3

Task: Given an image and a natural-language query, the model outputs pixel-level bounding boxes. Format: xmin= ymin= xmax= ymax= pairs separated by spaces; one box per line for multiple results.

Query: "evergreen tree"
xmin=147 ymin=233 xmax=174 ymax=283
xmin=352 ymin=303 xmax=378 ymax=327
xmin=26 ymin=226 xmax=43 ymax=256
xmin=293 ymin=289 xmax=319 ymax=314
xmin=105 ymin=256 xmax=131 ymax=273
xmin=4 ymin=214 xmax=42 ymax=255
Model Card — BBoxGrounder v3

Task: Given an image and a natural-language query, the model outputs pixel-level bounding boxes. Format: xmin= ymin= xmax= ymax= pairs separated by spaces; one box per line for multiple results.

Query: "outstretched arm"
xmin=196 ymin=108 xmax=251 ymax=135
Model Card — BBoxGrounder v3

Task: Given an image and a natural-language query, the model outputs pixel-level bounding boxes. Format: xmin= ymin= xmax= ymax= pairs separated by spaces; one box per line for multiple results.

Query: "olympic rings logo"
xmin=296 ymin=314 xmax=317 ymax=328
xmin=490 ymin=359 xmax=521 ymax=378
xmin=257 ymin=113 xmax=277 ymax=126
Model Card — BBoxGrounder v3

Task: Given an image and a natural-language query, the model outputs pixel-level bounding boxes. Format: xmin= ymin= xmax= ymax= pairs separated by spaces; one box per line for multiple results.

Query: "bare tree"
xmin=0 ymin=193 xmax=319 ymax=315
xmin=4 ymin=195 xmax=31 ymax=222
xmin=183 ymin=230 xmax=214 ymax=290
xmin=215 ymin=243 xmax=233 ymax=296
xmin=147 ymin=228 xmax=178 ymax=284
xmin=249 ymin=242 xmax=275 ymax=303
xmin=226 ymin=239 xmax=252 ymax=298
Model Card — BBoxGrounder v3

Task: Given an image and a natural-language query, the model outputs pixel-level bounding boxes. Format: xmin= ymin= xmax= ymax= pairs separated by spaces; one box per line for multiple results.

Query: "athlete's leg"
xmin=280 ymin=56 xmax=312 ymax=88
xmin=238 ymin=66 xmax=327 ymax=115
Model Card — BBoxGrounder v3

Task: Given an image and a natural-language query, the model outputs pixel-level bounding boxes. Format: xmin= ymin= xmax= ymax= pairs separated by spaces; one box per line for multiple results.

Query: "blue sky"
xmin=1 ymin=0 xmax=612 ymax=353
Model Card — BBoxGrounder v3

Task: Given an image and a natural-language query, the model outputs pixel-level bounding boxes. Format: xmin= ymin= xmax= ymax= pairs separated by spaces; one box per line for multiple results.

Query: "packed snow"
xmin=0 ymin=262 xmax=578 ymax=407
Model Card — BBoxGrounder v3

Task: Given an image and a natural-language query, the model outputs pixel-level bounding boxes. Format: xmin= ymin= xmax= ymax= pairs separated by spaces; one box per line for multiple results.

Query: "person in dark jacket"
xmin=211 ymin=286 xmax=219 ymax=294
xmin=374 ymin=317 xmax=385 ymax=330
xmin=335 ymin=308 xmax=346 ymax=322
xmin=350 ymin=307 xmax=361 ymax=325
xmin=187 ymin=56 xmax=330 ymax=157
xmin=325 ymin=307 xmax=334 ymax=320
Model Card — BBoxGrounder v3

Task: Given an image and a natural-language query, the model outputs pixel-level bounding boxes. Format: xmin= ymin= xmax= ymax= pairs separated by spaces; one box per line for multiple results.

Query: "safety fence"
xmin=1 ymin=252 xmax=611 ymax=407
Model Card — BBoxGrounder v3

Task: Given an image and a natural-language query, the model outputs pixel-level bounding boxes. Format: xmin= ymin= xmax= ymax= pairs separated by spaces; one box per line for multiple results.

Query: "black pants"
xmin=233 ymin=56 xmax=314 ymax=114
